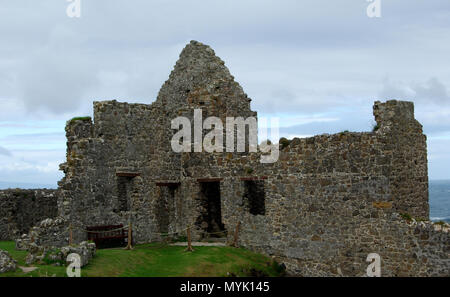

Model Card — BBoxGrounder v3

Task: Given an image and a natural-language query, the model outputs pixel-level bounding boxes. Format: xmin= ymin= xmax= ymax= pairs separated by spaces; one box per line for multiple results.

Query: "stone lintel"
xmin=240 ymin=176 xmax=268 ymax=181
xmin=197 ymin=178 xmax=223 ymax=183
xmin=155 ymin=182 xmax=181 ymax=187
xmin=116 ymin=172 xmax=140 ymax=177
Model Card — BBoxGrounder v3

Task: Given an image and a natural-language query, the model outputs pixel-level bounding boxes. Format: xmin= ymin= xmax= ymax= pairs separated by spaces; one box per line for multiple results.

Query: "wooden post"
xmin=125 ymin=222 xmax=133 ymax=250
xmin=69 ymin=224 xmax=73 ymax=245
xmin=29 ymin=227 xmax=35 ymax=243
xmin=185 ymin=226 xmax=194 ymax=252
xmin=232 ymin=221 xmax=241 ymax=248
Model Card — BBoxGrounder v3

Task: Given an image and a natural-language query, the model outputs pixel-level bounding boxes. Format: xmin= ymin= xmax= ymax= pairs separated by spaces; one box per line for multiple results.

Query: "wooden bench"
xmin=86 ymin=224 xmax=131 ymax=249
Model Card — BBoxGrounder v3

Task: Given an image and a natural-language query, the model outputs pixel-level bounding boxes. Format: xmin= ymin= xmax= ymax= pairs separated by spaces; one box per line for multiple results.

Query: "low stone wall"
xmin=0 ymin=189 xmax=58 ymax=240
xmin=27 ymin=217 xmax=71 ymax=248
xmin=25 ymin=241 xmax=96 ymax=267
xmin=270 ymin=214 xmax=449 ymax=276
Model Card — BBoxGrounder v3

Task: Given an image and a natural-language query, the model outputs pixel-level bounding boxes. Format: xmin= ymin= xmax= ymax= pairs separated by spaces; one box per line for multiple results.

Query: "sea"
xmin=429 ymin=180 xmax=450 ymax=223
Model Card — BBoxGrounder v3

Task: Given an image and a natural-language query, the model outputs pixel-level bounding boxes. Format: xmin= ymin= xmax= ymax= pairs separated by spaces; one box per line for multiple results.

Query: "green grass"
xmin=0 ymin=241 xmax=64 ymax=277
xmin=0 ymin=241 xmax=284 ymax=277
xmin=67 ymin=116 xmax=91 ymax=124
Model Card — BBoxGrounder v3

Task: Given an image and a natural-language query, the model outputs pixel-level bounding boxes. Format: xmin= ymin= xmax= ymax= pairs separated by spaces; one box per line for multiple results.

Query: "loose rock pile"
xmin=0 ymin=249 xmax=17 ymax=273
xmin=25 ymin=241 xmax=96 ymax=267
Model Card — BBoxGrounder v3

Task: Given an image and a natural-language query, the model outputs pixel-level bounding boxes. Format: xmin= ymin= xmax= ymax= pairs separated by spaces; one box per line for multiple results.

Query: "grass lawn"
xmin=0 ymin=241 xmax=285 ymax=277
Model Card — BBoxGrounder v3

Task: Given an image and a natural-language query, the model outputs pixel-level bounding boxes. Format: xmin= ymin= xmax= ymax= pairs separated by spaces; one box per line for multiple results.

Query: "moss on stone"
xmin=400 ymin=213 xmax=413 ymax=221
xmin=67 ymin=116 xmax=91 ymax=125
xmin=279 ymin=137 xmax=291 ymax=149
xmin=372 ymin=123 xmax=380 ymax=132
xmin=42 ymin=248 xmax=65 ymax=266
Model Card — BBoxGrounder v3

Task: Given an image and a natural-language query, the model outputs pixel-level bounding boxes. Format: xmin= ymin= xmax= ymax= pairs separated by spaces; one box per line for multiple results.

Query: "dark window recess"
xmin=197 ymin=182 xmax=225 ymax=237
xmin=116 ymin=176 xmax=133 ymax=212
xmin=156 ymin=186 xmax=176 ymax=233
xmin=243 ymin=180 xmax=266 ymax=215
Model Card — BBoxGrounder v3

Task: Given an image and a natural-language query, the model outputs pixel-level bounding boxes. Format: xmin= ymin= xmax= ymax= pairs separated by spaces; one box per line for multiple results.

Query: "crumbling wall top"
xmin=373 ymin=100 xmax=422 ymax=134
xmin=156 ymin=40 xmax=252 ymax=115
xmin=65 ymin=117 xmax=93 ymax=142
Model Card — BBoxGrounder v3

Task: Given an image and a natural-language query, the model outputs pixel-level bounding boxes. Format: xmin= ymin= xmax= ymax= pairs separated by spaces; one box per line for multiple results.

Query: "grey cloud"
xmin=1 ymin=0 xmax=449 ymax=116
xmin=379 ymin=77 xmax=450 ymax=105
xmin=427 ymin=138 xmax=450 ymax=180
xmin=1 ymin=0 xmax=450 ymax=179
xmin=18 ymin=49 xmax=98 ymax=114
xmin=0 ymin=146 xmax=12 ymax=156
xmin=278 ymin=109 xmax=375 ymax=137
xmin=414 ymin=78 xmax=450 ymax=104
xmin=379 ymin=78 xmax=412 ymax=100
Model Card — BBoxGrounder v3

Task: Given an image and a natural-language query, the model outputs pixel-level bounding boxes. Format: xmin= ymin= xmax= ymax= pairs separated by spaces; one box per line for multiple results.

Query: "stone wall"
xmin=25 ymin=41 xmax=448 ymax=276
xmin=55 ymin=40 xmax=256 ymax=245
xmin=276 ymin=215 xmax=449 ymax=276
xmin=0 ymin=189 xmax=58 ymax=240
xmin=183 ymin=100 xmax=439 ymax=276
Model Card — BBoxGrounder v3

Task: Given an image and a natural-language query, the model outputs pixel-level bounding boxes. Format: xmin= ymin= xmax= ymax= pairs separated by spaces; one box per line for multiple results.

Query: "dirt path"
xmin=18 ymin=266 xmax=38 ymax=273
xmin=170 ymin=242 xmax=226 ymax=247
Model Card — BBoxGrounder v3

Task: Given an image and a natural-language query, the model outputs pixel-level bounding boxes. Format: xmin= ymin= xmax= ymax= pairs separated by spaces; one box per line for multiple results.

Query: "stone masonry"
xmin=16 ymin=41 xmax=449 ymax=276
xmin=0 ymin=189 xmax=58 ymax=240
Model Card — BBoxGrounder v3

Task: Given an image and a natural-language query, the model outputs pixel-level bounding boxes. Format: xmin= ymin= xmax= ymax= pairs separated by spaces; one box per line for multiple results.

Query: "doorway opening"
xmin=197 ymin=181 xmax=225 ymax=238
xmin=156 ymin=186 xmax=176 ymax=234
xmin=116 ymin=176 xmax=133 ymax=212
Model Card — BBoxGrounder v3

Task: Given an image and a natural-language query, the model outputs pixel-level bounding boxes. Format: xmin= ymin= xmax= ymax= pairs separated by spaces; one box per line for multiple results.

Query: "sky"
xmin=0 ymin=0 xmax=449 ymax=188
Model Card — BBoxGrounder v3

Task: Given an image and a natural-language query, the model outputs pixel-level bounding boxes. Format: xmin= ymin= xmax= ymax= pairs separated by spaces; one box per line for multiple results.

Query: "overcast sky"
xmin=0 ymin=0 xmax=449 ymax=187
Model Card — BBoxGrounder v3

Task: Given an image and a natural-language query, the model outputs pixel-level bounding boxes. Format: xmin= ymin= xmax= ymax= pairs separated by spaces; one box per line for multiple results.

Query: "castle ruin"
xmin=5 ymin=41 xmax=449 ymax=276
